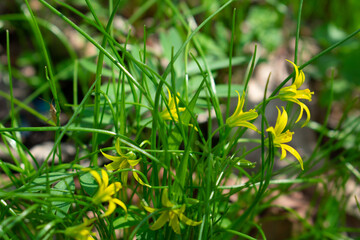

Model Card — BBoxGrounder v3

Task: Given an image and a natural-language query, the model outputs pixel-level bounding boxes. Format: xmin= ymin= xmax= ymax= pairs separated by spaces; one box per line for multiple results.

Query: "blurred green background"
xmin=1 ymin=0 xmax=359 ymax=113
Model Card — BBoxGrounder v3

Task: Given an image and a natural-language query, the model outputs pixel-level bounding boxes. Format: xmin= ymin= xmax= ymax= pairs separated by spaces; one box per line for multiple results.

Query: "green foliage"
xmin=241 ymin=6 xmax=283 ymax=51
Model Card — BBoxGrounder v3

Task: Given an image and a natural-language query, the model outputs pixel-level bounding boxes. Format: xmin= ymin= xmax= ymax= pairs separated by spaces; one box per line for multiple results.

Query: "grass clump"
xmin=1 ymin=0 xmax=360 ymax=239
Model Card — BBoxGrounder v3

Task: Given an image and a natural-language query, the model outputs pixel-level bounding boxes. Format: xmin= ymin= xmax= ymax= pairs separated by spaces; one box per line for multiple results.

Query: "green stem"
xmin=294 ymin=0 xmax=303 ymax=65
xmin=226 ymin=9 xmax=236 ymax=120
xmin=0 ymin=126 xmax=116 ymax=136
xmin=6 ymin=31 xmax=15 ymax=128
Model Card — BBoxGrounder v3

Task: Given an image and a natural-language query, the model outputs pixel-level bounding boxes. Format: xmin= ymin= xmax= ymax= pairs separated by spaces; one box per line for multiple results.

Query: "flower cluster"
xmin=66 ymin=138 xmax=150 ymax=238
xmin=65 ymin=59 xmax=313 ymax=238
xmin=224 ymin=59 xmax=313 ymax=170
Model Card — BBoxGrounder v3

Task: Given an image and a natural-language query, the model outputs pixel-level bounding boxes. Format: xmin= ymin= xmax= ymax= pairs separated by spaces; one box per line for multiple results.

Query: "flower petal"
xmin=179 ymin=204 xmax=186 ymax=214
xmin=297 ymin=69 xmax=305 ymax=88
xmin=143 ymin=205 xmax=157 ymax=213
xmin=159 ymin=110 xmax=171 ymax=121
xmin=150 ymin=211 xmax=170 ymax=231
xmin=233 ymin=110 xmax=258 ymax=122
xmin=296 ymin=89 xmax=314 ymax=101
xmin=232 ymin=91 xmax=244 ymax=117
xmin=133 ymin=171 xmax=151 ymax=187
xmin=281 ymin=144 xmax=304 ymax=170
xmin=172 ymin=107 xmax=186 ymax=113
xmin=274 ymin=107 xmax=287 ymax=136
xmin=166 ymin=87 xmax=174 ymax=108
xmin=233 ymin=121 xmax=260 ymax=133
xmin=100 ymin=150 xmax=124 ymax=162
xmin=101 ymin=200 xmax=116 ymax=218
xmin=294 ymin=101 xmax=311 ymax=127
xmin=104 ymin=182 xmax=122 ymax=196
xmin=101 ymin=169 xmax=109 ymax=188
xmin=105 ymin=160 xmax=123 ymax=171
xmin=279 ymin=144 xmax=287 ymax=160
xmin=266 ymin=126 xmax=276 ymax=139
xmin=179 ymin=213 xmax=202 ymax=226
xmin=82 ymin=218 xmax=96 ymax=226
xmin=187 ymin=123 xmax=199 ymax=132
xmin=128 ymin=158 xmax=141 ymax=167
xmin=161 ymin=189 xmax=174 ymax=208
xmin=112 ymin=198 xmax=127 ymax=213
xmin=286 ymin=59 xmax=304 ymax=88
xmin=301 ymin=103 xmax=311 ymax=128
xmin=115 ymin=139 xmax=123 ymax=156
xmin=275 ymin=130 xmax=294 ymax=144
xmin=169 ymin=213 xmax=181 ymax=234
xmin=89 ymin=170 xmax=102 ymax=186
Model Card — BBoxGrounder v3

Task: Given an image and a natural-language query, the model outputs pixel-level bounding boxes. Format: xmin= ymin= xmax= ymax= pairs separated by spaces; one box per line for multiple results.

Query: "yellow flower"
xmin=86 ymin=168 xmax=127 ymax=217
xmin=101 ymin=139 xmax=150 ymax=187
xmin=159 ymin=87 xmax=186 ymax=122
xmin=159 ymin=87 xmax=198 ymax=131
xmin=226 ymin=91 xmax=259 ymax=133
xmin=143 ymin=189 xmax=202 ymax=234
xmin=266 ymin=107 xmax=304 ymax=170
xmin=65 ymin=218 xmax=96 ymax=240
xmin=278 ymin=60 xmax=314 ymax=127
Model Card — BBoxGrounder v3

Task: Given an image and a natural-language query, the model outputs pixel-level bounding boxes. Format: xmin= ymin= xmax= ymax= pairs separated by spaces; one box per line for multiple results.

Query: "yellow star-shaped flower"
xmin=159 ymin=87 xmax=197 ymax=131
xmin=143 ymin=189 xmax=202 ymax=234
xmin=278 ymin=60 xmax=314 ymax=127
xmin=101 ymin=139 xmax=150 ymax=187
xmin=84 ymin=168 xmax=127 ymax=217
xmin=159 ymin=87 xmax=186 ymax=122
xmin=226 ymin=91 xmax=259 ymax=133
xmin=266 ymin=107 xmax=303 ymax=170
